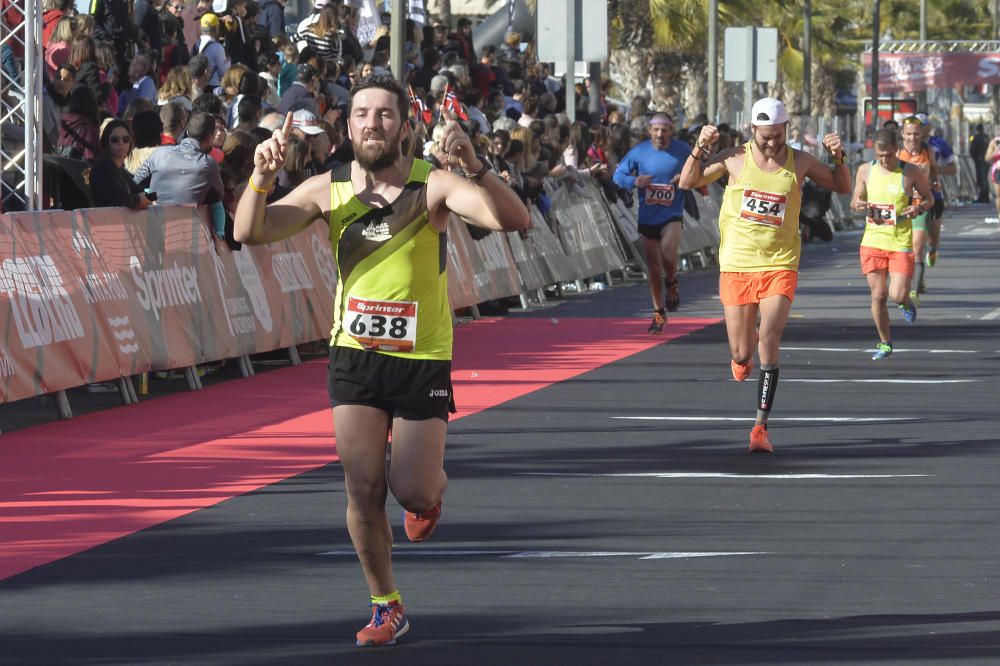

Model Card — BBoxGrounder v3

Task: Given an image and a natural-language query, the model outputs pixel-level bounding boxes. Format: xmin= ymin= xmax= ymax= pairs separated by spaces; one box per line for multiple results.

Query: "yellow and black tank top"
xmin=328 ymin=158 xmax=452 ymax=361
xmin=861 ymin=161 xmax=913 ymax=253
xmin=718 ymin=142 xmax=802 ymax=272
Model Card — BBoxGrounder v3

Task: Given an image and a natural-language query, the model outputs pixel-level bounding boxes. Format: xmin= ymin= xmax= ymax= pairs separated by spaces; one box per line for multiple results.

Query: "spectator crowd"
xmin=5 ymin=0 xmax=753 ymax=234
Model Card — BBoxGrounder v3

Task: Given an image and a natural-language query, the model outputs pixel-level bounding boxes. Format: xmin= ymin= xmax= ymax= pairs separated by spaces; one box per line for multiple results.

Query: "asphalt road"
xmin=1 ymin=204 xmax=998 ymax=665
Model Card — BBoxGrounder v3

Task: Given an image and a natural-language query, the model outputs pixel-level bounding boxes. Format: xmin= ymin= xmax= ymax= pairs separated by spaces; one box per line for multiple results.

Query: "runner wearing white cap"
xmin=679 ymin=97 xmax=851 ymax=453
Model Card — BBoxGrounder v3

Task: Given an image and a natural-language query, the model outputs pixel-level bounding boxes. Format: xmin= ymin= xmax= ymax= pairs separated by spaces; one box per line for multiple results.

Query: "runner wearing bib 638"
xmin=679 ymin=97 xmax=851 ymax=453
xmin=612 ymin=113 xmax=691 ymax=334
xmin=231 ymin=76 xmax=530 ymax=648
xmin=850 ymin=128 xmax=933 ymax=361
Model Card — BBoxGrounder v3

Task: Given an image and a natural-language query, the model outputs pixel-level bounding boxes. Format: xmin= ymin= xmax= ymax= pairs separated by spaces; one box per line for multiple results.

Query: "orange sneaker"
xmin=749 ymin=424 xmax=774 ymax=453
xmin=731 ymin=358 xmax=754 ymax=382
xmin=404 ymin=500 xmax=442 ymax=542
xmin=356 ymin=602 xmax=409 ymax=647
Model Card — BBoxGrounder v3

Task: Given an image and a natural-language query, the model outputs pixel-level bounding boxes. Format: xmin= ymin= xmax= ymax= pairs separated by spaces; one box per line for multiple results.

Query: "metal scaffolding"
xmin=867 ymin=39 xmax=1000 ymax=53
xmin=1 ymin=0 xmax=42 ymax=211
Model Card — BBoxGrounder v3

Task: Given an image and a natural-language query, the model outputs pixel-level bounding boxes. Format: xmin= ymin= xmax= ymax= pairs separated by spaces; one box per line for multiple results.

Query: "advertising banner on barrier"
xmin=0 ymin=210 xmax=119 ymax=400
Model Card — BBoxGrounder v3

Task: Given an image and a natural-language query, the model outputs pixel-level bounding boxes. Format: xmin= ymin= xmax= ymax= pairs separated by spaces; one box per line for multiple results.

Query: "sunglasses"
xmin=902 ymin=117 xmax=922 ymax=125
xmin=110 ymin=135 xmax=131 ymax=144
xmin=170 ymin=4 xmax=184 ymax=9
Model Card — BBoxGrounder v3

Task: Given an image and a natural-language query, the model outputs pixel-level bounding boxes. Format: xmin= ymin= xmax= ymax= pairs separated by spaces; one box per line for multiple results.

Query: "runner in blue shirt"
xmin=926 ymin=122 xmax=957 ymax=269
xmin=613 ymin=113 xmax=691 ymax=333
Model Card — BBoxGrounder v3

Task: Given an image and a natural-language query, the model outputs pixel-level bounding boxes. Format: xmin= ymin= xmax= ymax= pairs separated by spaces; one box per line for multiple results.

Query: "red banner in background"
xmin=863 ymin=52 xmax=1000 ymax=94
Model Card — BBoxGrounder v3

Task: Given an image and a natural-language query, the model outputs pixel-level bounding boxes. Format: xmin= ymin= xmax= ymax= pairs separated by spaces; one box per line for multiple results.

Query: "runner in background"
xmin=924 ymin=120 xmax=957 ymax=269
xmin=612 ymin=113 xmax=691 ymax=334
xmin=679 ymin=97 xmax=851 ymax=453
xmin=850 ymin=128 xmax=933 ymax=360
xmin=898 ymin=115 xmax=938 ymax=301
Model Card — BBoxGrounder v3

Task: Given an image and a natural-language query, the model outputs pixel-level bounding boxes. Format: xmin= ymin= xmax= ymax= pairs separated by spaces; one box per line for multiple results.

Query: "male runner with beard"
xmin=679 ymin=98 xmax=851 ymax=453
xmin=233 ymin=75 xmax=530 ymax=646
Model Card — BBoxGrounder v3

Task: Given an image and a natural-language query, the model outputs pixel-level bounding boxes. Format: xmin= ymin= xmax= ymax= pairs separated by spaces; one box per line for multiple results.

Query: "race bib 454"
xmin=344 ymin=296 xmax=417 ymax=352
xmin=740 ymin=189 xmax=787 ymax=227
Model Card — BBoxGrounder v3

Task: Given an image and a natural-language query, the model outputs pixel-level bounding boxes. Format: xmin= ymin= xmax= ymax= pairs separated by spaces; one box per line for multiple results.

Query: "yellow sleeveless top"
xmin=718 ymin=142 xmax=802 ymax=272
xmin=861 ymin=161 xmax=913 ymax=253
xmin=328 ymin=158 xmax=452 ymax=361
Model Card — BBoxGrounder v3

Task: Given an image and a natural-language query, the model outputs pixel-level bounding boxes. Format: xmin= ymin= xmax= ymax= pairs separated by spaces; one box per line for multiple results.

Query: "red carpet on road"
xmin=0 ymin=317 xmax=716 ymax=580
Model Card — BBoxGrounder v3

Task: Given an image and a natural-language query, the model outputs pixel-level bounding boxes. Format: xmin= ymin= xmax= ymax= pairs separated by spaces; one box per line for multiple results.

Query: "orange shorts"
xmin=719 ymin=270 xmax=798 ymax=306
xmin=860 ymin=245 xmax=914 ymax=276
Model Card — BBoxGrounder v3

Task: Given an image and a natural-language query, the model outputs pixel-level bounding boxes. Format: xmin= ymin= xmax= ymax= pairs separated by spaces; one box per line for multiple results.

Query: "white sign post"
xmin=724 ymin=27 xmax=778 ymax=126
xmin=536 ymin=0 xmax=608 ymax=122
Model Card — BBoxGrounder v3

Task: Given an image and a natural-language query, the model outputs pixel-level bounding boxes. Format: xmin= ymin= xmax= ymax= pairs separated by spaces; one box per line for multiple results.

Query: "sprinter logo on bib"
xmin=740 ymin=189 xmax=787 ymax=227
xmin=644 ymin=183 xmax=675 ymax=207
xmin=345 ymin=296 xmax=418 ymax=352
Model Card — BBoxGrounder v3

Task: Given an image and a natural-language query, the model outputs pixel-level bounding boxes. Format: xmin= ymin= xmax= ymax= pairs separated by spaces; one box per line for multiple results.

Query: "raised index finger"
xmin=276 ymin=112 xmax=293 ymax=143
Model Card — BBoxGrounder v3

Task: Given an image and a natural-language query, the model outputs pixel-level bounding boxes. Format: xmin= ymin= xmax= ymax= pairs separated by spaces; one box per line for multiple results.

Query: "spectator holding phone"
xmin=90 ymin=120 xmax=152 ymax=209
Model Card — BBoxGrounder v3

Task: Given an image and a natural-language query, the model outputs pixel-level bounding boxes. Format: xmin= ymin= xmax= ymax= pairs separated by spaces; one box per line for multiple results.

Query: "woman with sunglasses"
xmin=90 ymin=120 xmax=153 ymax=209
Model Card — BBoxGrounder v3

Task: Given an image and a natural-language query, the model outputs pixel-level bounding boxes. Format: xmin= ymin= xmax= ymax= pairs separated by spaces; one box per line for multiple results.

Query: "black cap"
xmin=297 ymin=63 xmax=318 ymax=81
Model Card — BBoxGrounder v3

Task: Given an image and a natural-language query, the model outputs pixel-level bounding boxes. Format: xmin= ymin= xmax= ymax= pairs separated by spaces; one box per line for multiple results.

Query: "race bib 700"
xmin=739 ymin=189 xmax=787 ymax=227
xmin=644 ymin=183 xmax=676 ymax=207
xmin=344 ymin=297 xmax=417 ymax=352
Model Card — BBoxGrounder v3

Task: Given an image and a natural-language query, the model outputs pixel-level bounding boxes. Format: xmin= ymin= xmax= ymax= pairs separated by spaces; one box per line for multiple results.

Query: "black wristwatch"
xmin=465 ymin=161 xmax=490 ymax=184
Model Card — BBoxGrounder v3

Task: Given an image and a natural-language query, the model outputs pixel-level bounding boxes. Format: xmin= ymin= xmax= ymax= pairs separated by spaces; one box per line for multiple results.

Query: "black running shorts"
xmin=932 ymin=198 xmax=944 ymax=220
xmin=327 ymin=345 xmax=455 ymax=421
xmin=637 ymin=216 xmax=683 ymax=240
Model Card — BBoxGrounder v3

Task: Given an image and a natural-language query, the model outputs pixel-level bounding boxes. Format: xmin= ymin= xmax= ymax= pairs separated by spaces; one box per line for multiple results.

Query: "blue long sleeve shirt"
xmin=613 ymin=138 xmax=691 ymax=226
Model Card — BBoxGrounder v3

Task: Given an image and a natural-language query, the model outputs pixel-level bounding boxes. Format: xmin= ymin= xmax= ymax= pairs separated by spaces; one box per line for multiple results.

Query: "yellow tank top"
xmin=718 ymin=142 xmax=802 ymax=272
xmin=861 ymin=161 xmax=913 ymax=253
xmin=328 ymin=158 xmax=452 ymax=361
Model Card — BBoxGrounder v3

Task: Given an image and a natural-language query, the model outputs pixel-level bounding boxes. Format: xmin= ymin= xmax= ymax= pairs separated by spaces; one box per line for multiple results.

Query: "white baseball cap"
xmin=291 ymin=109 xmax=325 ymax=135
xmin=750 ymin=97 xmax=788 ymax=126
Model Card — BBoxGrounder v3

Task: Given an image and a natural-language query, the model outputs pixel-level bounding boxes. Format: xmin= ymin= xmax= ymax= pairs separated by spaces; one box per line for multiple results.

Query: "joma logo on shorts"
xmin=428 ymin=389 xmax=449 ymax=398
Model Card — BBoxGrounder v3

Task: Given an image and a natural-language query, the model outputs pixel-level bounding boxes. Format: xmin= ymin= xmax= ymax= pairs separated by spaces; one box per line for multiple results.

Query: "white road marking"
xmin=981 ymin=308 xmax=1000 ymax=321
xmin=318 ymin=549 xmax=765 ymax=560
xmin=785 ymin=378 xmax=976 ymax=384
xmin=958 ymin=228 xmax=999 ymax=236
xmin=520 ymin=472 xmax=928 ymax=480
xmin=612 ymin=416 xmax=916 ymax=423
xmin=782 ymin=346 xmax=977 ymax=354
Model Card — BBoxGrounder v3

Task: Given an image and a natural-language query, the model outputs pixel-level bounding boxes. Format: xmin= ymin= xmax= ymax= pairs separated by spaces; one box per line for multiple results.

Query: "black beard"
xmin=353 ymin=133 xmax=400 ymax=171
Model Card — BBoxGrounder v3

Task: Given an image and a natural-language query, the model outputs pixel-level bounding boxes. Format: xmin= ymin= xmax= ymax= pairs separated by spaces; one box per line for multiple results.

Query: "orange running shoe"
xmin=404 ymin=500 xmax=442 ymax=542
xmin=749 ymin=424 xmax=774 ymax=453
xmin=647 ymin=311 xmax=666 ymax=334
xmin=356 ymin=602 xmax=409 ymax=647
xmin=731 ymin=358 xmax=754 ymax=382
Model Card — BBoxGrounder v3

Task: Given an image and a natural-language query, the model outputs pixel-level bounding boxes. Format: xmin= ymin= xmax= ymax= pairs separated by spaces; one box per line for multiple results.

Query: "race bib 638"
xmin=344 ymin=296 xmax=417 ymax=352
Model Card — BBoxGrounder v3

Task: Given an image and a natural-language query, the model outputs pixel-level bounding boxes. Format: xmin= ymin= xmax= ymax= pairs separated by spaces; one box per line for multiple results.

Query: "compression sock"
xmin=913 ymin=261 xmax=925 ymax=290
xmin=755 ymin=364 xmax=779 ymax=424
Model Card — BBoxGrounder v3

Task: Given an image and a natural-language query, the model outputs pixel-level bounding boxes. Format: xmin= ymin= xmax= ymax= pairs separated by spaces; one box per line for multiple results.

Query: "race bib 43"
xmin=740 ymin=189 xmax=787 ymax=227
xmin=867 ymin=203 xmax=897 ymax=226
xmin=344 ymin=296 xmax=417 ymax=352
xmin=644 ymin=183 xmax=676 ymax=207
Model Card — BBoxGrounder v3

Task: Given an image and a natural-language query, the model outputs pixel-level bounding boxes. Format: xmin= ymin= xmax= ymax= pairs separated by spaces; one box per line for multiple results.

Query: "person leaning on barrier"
xmin=232 ymin=75 xmax=529 ymax=648
xmin=132 ymin=110 xmax=224 ymax=211
xmin=678 ymin=97 xmax=851 ymax=454
xmin=90 ymin=119 xmax=153 ymax=210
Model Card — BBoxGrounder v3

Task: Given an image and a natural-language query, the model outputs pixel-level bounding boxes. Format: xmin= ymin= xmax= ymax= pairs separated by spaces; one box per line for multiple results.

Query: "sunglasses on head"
xmin=110 ymin=135 xmax=131 ymax=144
xmin=902 ymin=116 xmax=922 ymax=125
